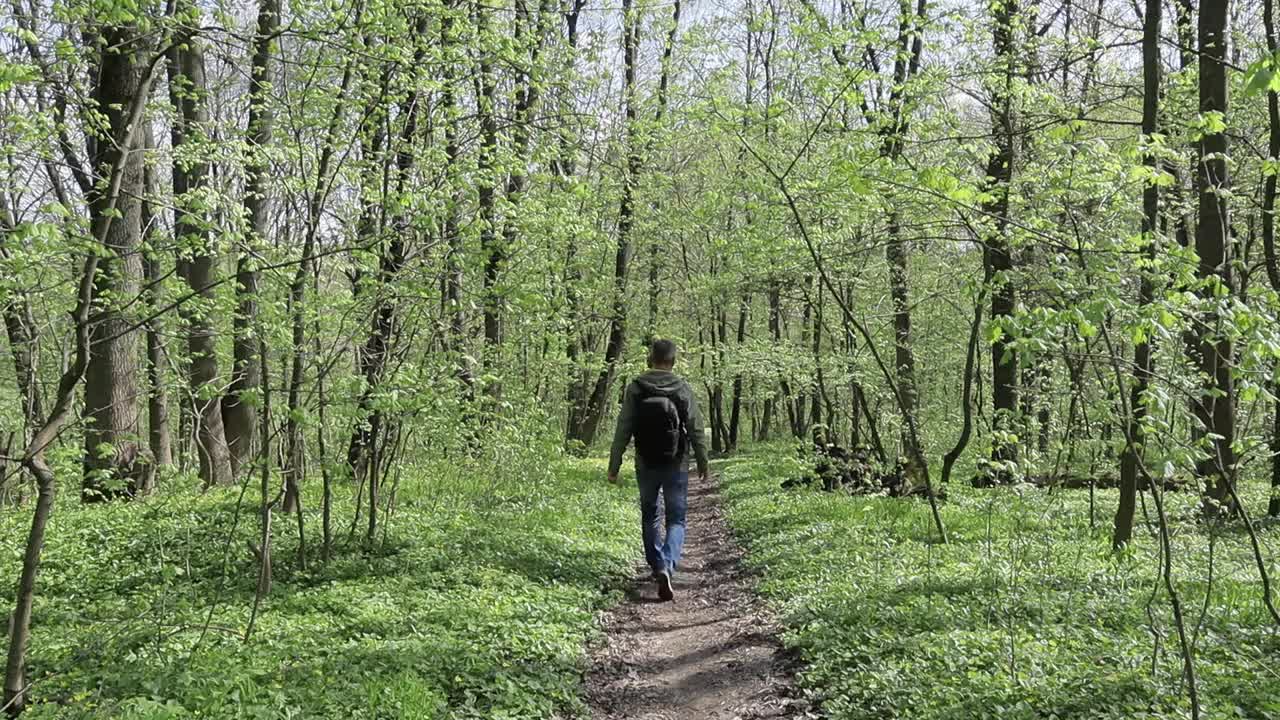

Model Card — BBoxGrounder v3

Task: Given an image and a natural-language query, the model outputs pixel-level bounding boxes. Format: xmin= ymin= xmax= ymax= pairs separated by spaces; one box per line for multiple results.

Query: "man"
xmin=608 ymin=339 xmax=709 ymax=601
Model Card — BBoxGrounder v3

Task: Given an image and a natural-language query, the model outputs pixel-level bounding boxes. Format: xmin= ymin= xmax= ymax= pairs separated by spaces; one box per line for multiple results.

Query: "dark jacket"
xmin=608 ymin=369 xmax=709 ymax=477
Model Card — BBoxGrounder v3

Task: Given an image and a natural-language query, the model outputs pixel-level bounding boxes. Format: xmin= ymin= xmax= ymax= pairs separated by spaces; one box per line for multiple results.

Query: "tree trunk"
xmin=811 ymin=290 xmax=824 ymax=444
xmin=476 ymin=0 xmax=503 ymax=394
xmin=225 ymin=0 xmax=280 ymax=477
xmin=983 ymin=0 xmax=1020 ymax=479
xmin=82 ymin=24 xmax=149 ymax=503
xmin=1114 ymin=0 xmax=1160 ymax=549
xmin=168 ymin=8 xmax=234 ymax=488
xmin=762 ymin=283 xmax=782 ymax=441
xmin=283 ymin=56 xmax=358 ymax=511
xmin=140 ymin=127 xmax=171 ymax=477
xmin=440 ymin=1 xmax=472 ymax=391
xmin=727 ymin=294 xmax=748 ymax=451
xmin=559 ymin=0 xmax=588 ymax=443
xmin=1271 ymin=381 xmax=1280 ymax=517
xmin=880 ymin=0 xmax=927 ymax=469
xmin=1264 ymin=0 xmax=1280 ymax=517
xmin=0 ymin=197 xmax=41 ymax=440
xmin=1193 ymin=0 xmax=1237 ymax=512
xmin=885 ymin=210 xmax=919 ymax=455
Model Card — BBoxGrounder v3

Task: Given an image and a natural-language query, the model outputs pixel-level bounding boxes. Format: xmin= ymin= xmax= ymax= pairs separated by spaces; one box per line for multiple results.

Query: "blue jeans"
xmin=637 ymin=467 xmax=688 ymax=576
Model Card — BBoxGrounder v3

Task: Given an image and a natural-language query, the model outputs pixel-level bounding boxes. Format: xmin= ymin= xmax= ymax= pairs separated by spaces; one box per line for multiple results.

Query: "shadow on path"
xmin=585 ymin=474 xmax=813 ymax=719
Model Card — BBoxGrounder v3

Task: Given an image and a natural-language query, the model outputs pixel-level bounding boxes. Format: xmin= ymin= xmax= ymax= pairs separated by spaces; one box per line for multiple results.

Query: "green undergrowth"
xmin=0 ymin=456 xmax=636 ymax=719
xmin=718 ymin=450 xmax=1280 ymax=720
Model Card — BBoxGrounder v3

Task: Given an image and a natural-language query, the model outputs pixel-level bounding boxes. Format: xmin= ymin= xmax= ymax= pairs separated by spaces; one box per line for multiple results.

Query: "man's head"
xmin=648 ymin=339 xmax=678 ymax=370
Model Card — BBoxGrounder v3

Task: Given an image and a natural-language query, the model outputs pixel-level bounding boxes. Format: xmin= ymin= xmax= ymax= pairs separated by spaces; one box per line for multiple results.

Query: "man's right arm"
xmin=607 ymin=382 xmax=636 ymax=477
xmin=683 ymin=383 xmax=710 ymax=477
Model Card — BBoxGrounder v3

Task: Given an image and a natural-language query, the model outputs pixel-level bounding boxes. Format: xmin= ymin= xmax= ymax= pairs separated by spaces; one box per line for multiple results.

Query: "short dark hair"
xmin=649 ymin=339 xmax=678 ymax=367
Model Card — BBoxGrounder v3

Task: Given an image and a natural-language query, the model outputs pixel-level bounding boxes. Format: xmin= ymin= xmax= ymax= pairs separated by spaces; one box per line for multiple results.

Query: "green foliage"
xmin=0 ymin=456 xmax=636 ymax=719
xmin=719 ymin=451 xmax=1280 ymax=720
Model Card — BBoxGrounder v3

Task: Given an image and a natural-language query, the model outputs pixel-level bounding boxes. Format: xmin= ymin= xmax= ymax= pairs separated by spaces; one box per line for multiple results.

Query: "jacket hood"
xmin=633 ymin=369 xmax=686 ymax=395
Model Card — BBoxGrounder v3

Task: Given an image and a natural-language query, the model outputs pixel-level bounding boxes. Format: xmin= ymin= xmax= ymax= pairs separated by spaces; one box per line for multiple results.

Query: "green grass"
xmin=718 ymin=451 xmax=1280 ymax=720
xmin=0 ymin=456 xmax=638 ymax=719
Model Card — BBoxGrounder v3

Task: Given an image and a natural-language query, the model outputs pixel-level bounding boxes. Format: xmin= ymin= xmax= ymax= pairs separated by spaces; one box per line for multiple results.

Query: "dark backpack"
xmin=633 ymin=387 xmax=688 ymax=465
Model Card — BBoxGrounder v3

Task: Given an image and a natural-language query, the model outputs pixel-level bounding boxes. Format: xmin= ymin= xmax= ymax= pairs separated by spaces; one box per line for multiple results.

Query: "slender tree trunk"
xmin=762 ymin=283 xmax=782 ymax=441
xmin=476 ymin=0 xmax=503 ymax=393
xmin=942 ymin=269 xmax=991 ymax=486
xmin=253 ymin=336 xmax=273 ymax=608
xmin=727 ymin=294 xmax=748 ymax=451
xmin=283 ymin=56 xmax=357 ymax=511
xmin=810 ymin=286 xmax=824 ymax=444
xmin=140 ymin=127 xmax=171 ymax=477
xmin=795 ymin=289 xmax=811 ymax=438
xmin=168 ymin=8 xmax=234 ymax=488
xmin=1193 ymin=0 xmax=1237 ymax=512
xmin=441 ymin=1 xmax=472 ymax=391
xmin=225 ymin=0 xmax=280 ymax=477
xmin=502 ymin=0 xmax=553 ymax=295
xmin=1271 ymin=380 xmax=1280 ymax=517
xmin=642 ymin=0 xmax=680 ymax=346
xmin=0 ymin=197 xmax=42 ymax=441
xmin=1114 ymin=0 xmax=1160 ymax=549
xmin=559 ymin=0 xmax=588 ymax=443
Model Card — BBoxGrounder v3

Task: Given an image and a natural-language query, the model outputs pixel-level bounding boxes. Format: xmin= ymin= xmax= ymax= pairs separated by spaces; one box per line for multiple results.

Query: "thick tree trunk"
xmin=225 ymin=0 xmax=280 ymax=477
xmin=880 ymin=0 xmax=927 ymax=470
xmin=168 ymin=10 xmax=234 ymax=488
xmin=574 ymin=0 xmax=640 ymax=446
xmin=982 ymin=0 xmax=1020 ymax=479
xmin=886 ymin=211 xmax=918 ymax=452
xmin=1264 ymin=0 xmax=1280 ymax=517
xmin=1114 ymin=0 xmax=1160 ymax=549
xmin=1193 ymin=0 xmax=1237 ymax=511
xmin=82 ymin=25 xmax=149 ymax=503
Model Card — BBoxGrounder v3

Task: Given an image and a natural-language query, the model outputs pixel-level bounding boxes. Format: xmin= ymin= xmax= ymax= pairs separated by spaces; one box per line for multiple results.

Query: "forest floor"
xmin=584 ymin=472 xmax=812 ymax=720
xmin=0 ymin=456 xmax=641 ymax=718
xmin=716 ymin=450 xmax=1280 ymax=719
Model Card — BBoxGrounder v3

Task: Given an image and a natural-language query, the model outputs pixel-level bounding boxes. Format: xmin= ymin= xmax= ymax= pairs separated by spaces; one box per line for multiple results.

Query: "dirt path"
xmin=585 ymin=473 xmax=811 ymax=720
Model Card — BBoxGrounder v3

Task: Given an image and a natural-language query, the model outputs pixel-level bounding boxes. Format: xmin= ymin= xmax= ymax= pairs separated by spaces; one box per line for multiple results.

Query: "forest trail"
xmin=585 ymin=473 xmax=811 ymax=720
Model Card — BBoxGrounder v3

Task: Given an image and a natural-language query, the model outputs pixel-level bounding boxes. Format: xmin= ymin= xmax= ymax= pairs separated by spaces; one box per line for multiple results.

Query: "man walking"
xmin=608 ymin=339 xmax=709 ymax=601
